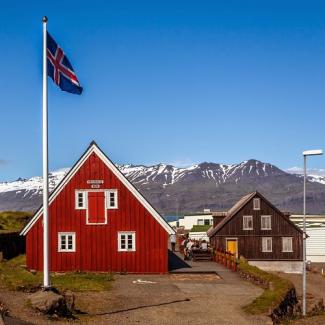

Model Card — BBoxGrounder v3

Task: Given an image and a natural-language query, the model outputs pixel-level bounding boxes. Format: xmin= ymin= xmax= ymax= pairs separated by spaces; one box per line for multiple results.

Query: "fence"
xmin=214 ymin=249 xmax=237 ymax=272
xmin=0 ymin=232 xmax=25 ymax=260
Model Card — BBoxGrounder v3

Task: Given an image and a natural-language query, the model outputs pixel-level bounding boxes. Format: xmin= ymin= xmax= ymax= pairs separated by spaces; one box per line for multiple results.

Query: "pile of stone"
xmin=29 ymin=289 xmax=75 ymax=319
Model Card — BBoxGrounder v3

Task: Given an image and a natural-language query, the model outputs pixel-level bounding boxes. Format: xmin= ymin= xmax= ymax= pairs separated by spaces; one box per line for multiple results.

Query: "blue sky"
xmin=1 ymin=1 xmax=325 ymax=181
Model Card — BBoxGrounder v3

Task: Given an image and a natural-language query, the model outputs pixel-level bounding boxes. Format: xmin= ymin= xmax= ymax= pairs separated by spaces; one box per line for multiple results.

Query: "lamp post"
xmin=302 ymin=149 xmax=323 ymax=316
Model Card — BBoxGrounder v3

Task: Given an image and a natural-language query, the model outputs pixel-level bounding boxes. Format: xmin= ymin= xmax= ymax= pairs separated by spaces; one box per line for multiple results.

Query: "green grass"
xmin=0 ymin=255 xmax=113 ymax=292
xmin=0 ymin=211 xmax=33 ymax=233
xmin=190 ymin=225 xmax=212 ymax=232
xmin=238 ymin=260 xmax=294 ymax=314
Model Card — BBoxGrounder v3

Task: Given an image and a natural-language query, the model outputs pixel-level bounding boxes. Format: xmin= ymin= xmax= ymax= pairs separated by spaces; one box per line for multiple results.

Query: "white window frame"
xmin=58 ymin=232 xmax=76 ymax=252
xmin=243 ymin=215 xmax=253 ymax=230
xmin=197 ymin=219 xmax=204 ymax=225
xmin=262 ymin=237 xmax=272 ymax=252
xmin=253 ymin=198 xmax=261 ymax=210
xmin=118 ymin=231 xmax=136 ymax=252
xmin=261 ymin=215 xmax=272 ymax=230
xmin=75 ymin=191 xmax=87 ymax=209
xmin=106 ymin=189 xmax=118 ymax=209
xmin=282 ymin=237 xmax=293 ymax=252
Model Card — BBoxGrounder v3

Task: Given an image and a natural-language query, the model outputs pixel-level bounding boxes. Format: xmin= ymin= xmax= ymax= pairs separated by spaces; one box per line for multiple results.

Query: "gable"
xmin=21 ymin=143 xmax=175 ymax=236
xmin=209 ymin=191 xmax=303 ymax=237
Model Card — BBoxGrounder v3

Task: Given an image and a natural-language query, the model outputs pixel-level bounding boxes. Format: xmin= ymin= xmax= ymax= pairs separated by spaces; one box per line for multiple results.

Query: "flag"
xmin=46 ymin=32 xmax=83 ymax=94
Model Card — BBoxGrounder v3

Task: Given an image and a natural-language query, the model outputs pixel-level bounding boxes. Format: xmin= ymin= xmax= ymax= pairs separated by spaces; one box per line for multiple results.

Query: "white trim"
xmin=20 ymin=143 xmax=175 ymax=236
xmin=262 ymin=237 xmax=273 ymax=252
xmin=118 ymin=231 xmax=136 ymax=252
xmin=106 ymin=189 xmax=118 ymax=209
xmin=243 ymin=215 xmax=253 ymax=230
xmin=253 ymin=198 xmax=261 ymax=210
xmin=58 ymin=232 xmax=76 ymax=252
xmin=282 ymin=237 xmax=293 ymax=253
xmin=261 ymin=215 xmax=272 ymax=230
xmin=75 ymin=190 xmax=87 ymax=209
xmin=226 ymin=237 xmax=238 ymax=258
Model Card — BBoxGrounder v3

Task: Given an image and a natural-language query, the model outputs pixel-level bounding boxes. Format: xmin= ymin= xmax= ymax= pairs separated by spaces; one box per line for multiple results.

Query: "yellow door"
xmin=227 ymin=240 xmax=237 ymax=256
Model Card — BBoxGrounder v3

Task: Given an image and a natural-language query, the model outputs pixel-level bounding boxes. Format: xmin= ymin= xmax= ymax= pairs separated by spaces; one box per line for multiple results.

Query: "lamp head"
xmin=303 ymin=149 xmax=323 ymax=156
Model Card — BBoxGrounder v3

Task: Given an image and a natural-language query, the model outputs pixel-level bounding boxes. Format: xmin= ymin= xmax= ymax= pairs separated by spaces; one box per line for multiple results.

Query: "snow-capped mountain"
xmin=1 ymin=159 xmax=325 ymax=214
xmin=286 ymin=167 xmax=325 ymax=185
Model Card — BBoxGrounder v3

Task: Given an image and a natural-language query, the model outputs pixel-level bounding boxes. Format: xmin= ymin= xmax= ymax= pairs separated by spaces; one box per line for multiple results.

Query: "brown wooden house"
xmin=208 ymin=191 xmax=303 ymax=273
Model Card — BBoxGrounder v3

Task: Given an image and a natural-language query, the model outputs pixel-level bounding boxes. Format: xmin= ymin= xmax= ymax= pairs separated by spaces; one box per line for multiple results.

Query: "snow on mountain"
xmin=1 ymin=159 xmax=325 ymax=213
xmin=286 ymin=167 xmax=325 ymax=185
xmin=0 ymin=159 xmax=287 ymax=195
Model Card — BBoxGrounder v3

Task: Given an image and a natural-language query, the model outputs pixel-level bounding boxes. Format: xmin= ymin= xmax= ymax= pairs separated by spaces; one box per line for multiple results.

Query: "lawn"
xmin=0 ymin=211 xmax=32 ymax=233
xmin=0 ymin=255 xmax=113 ymax=292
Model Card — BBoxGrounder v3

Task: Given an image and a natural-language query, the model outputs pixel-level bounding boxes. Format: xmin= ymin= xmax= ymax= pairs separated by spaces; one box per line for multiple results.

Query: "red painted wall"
xmin=26 ymin=152 xmax=169 ymax=273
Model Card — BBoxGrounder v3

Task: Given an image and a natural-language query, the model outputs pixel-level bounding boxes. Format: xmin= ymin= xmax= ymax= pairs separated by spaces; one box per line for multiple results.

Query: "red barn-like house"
xmin=21 ymin=142 xmax=175 ymax=273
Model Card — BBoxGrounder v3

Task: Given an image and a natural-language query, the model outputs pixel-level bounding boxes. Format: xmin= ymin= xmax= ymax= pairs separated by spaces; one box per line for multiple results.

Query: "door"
xmin=87 ymin=191 xmax=106 ymax=224
xmin=226 ymin=239 xmax=238 ymax=257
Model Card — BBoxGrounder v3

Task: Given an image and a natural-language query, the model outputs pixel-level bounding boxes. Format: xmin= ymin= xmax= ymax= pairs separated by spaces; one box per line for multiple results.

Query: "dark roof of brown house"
xmin=208 ymin=191 xmax=303 ymax=237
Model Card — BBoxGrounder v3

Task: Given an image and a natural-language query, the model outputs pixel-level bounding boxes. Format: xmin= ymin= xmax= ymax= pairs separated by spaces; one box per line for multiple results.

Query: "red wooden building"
xmin=21 ymin=142 xmax=175 ymax=273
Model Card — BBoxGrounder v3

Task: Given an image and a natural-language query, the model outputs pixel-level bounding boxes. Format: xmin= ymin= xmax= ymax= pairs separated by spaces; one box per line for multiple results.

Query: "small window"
xmin=118 ymin=232 xmax=136 ymax=252
xmin=106 ymin=190 xmax=118 ymax=209
xmin=197 ymin=219 xmax=204 ymax=225
xmin=58 ymin=232 xmax=76 ymax=252
xmin=253 ymin=198 xmax=261 ymax=210
xmin=262 ymin=237 xmax=272 ymax=252
xmin=75 ymin=191 xmax=86 ymax=209
xmin=261 ymin=215 xmax=272 ymax=230
xmin=204 ymin=219 xmax=210 ymax=225
xmin=243 ymin=216 xmax=253 ymax=230
xmin=282 ymin=237 xmax=293 ymax=252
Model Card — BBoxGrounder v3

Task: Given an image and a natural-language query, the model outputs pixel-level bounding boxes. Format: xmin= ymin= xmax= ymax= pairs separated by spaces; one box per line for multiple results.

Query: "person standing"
xmin=170 ymin=233 xmax=177 ymax=252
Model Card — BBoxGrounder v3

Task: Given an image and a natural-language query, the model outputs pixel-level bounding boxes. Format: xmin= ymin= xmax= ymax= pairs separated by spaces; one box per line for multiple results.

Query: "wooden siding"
xmin=26 ymin=152 xmax=168 ymax=273
xmin=210 ymin=194 xmax=303 ymax=261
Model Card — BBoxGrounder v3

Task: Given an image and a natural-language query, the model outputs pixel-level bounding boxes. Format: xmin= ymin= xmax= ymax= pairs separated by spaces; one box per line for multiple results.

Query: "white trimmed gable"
xmin=20 ymin=142 xmax=175 ymax=236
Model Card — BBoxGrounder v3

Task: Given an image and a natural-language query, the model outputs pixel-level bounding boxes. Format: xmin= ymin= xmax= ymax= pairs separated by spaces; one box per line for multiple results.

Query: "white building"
xmin=290 ymin=215 xmax=325 ymax=263
xmin=168 ymin=210 xmax=213 ymax=241
xmin=168 ymin=211 xmax=213 ymax=230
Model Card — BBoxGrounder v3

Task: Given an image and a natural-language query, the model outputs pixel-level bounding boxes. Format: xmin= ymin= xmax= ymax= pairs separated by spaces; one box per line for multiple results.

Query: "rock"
xmin=28 ymin=290 xmax=72 ymax=317
xmin=63 ymin=290 xmax=75 ymax=311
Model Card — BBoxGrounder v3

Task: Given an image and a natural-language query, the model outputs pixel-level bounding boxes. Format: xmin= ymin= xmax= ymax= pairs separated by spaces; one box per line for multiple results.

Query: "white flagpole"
xmin=42 ymin=16 xmax=50 ymax=289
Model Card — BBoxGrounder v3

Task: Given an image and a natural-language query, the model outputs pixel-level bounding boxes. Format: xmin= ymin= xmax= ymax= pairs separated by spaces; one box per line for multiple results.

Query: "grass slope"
xmin=0 ymin=255 xmax=113 ymax=292
xmin=0 ymin=211 xmax=32 ymax=233
xmin=239 ymin=260 xmax=294 ymax=314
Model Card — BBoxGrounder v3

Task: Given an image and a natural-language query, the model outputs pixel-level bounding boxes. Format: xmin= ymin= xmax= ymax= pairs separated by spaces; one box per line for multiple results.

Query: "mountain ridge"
xmin=1 ymin=159 xmax=325 ymax=214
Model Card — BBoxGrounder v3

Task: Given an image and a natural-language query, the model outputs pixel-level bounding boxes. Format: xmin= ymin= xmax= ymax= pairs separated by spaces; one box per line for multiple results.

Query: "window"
xmin=58 ymin=233 xmax=76 ymax=252
xmin=282 ymin=237 xmax=293 ymax=252
xmin=75 ymin=191 xmax=86 ymax=209
xmin=253 ymin=198 xmax=261 ymax=210
xmin=243 ymin=216 xmax=253 ymax=230
xmin=118 ymin=232 xmax=136 ymax=252
xmin=197 ymin=219 xmax=204 ymax=225
xmin=106 ymin=190 xmax=118 ymax=209
xmin=204 ymin=219 xmax=211 ymax=225
xmin=262 ymin=237 xmax=272 ymax=252
xmin=261 ymin=215 xmax=272 ymax=230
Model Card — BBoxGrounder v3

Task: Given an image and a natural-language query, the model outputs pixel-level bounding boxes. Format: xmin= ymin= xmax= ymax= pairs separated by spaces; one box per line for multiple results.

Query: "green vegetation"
xmin=0 ymin=255 xmax=113 ymax=292
xmin=190 ymin=225 xmax=212 ymax=232
xmin=238 ymin=259 xmax=294 ymax=314
xmin=0 ymin=211 xmax=32 ymax=233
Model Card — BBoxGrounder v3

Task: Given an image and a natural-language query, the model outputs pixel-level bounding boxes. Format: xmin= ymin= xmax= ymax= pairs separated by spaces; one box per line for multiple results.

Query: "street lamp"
xmin=302 ymin=149 xmax=323 ymax=316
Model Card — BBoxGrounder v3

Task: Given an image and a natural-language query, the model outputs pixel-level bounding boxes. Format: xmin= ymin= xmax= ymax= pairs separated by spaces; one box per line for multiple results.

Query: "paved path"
xmin=71 ymin=253 xmax=272 ymax=324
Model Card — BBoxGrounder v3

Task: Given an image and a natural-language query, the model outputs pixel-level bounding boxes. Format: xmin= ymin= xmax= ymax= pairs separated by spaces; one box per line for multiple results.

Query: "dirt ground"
xmin=276 ymin=270 xmax=325 ymax=324
xmin=276 ymin=270 xmax=325 ymax=311
xmin=0 ymin=272 xmax=272 ymax=325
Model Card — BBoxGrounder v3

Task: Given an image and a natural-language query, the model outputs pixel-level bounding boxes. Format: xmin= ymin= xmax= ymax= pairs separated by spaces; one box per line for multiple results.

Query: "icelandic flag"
xmin=47 ymin=32 xmax=83 ymax=94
